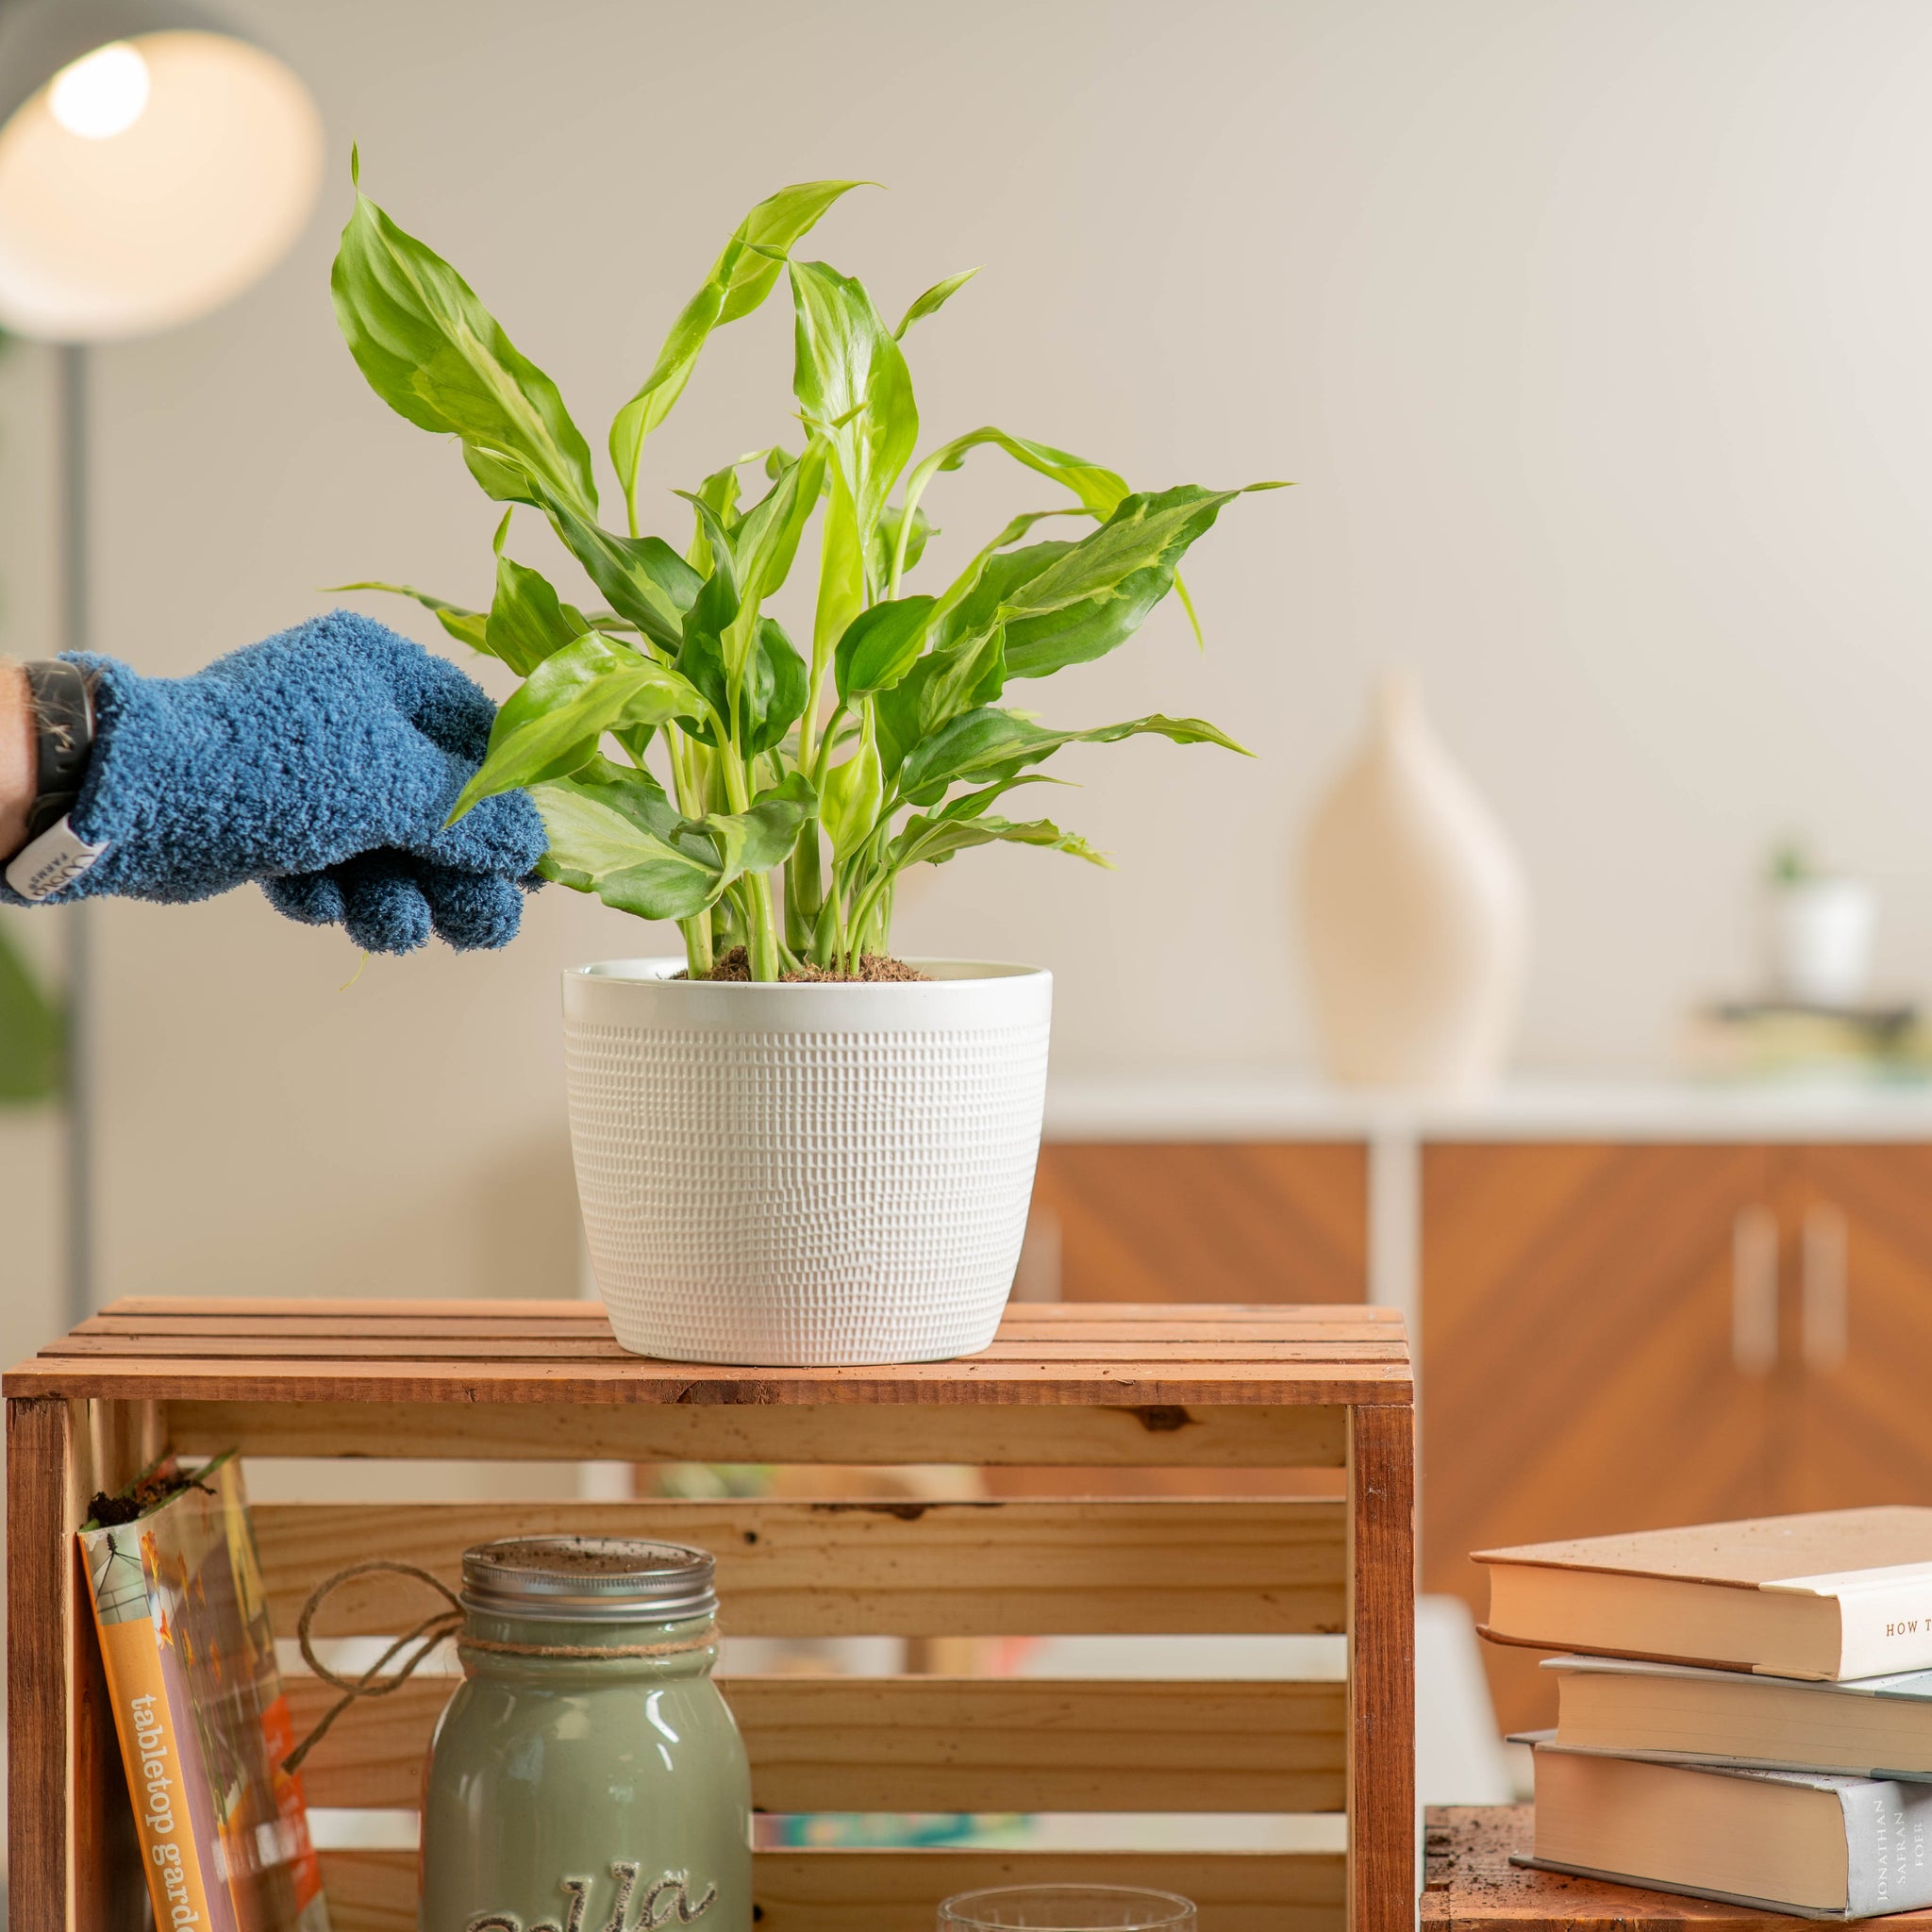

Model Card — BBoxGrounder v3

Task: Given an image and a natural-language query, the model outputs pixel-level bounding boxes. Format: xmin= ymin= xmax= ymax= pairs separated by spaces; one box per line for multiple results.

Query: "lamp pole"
xmin=60 ymin=340 xmax=92 ymax=1325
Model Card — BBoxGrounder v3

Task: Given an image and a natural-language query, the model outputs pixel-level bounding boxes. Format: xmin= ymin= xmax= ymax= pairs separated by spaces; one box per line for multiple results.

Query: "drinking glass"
xmin=938 ymin=1886 xmax=1197 ymax=1932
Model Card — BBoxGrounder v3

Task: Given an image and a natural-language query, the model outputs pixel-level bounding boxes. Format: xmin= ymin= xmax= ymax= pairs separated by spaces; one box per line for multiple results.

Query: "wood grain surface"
xmin=320 ymin=1846 xmax=1347 ymax=1932
xmin=12 ymin=1302 xmax=1412 ymax=1932
xmin=1422 ymin=1144 xmax=1776 ymax=1734
xmin=5 ymin=1299 xmax=1411 ymax=1408
xmin=254 ymin=1496 xmax=1347 ymax=1637
xmin=1348 ymin=1404 xmax=1417 ymax=1932
xmin=1028 ymin=1142 xmax=1369 ymax=1304
xmin=287 ymin=1674 xmax=1348 ymax=1812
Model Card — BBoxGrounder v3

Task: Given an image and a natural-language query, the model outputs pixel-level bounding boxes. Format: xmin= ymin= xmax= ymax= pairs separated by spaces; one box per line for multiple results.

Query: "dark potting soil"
xmin=687 ymin=945 xmax=932 ymax=984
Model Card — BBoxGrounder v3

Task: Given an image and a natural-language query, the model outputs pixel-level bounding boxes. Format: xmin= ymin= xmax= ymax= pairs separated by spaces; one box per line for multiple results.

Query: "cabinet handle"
xmin=1732 ymin=1205 xmax=1779 ymax=1375
xmin=1802 ymin=1201 xmax=1849 ymax=1371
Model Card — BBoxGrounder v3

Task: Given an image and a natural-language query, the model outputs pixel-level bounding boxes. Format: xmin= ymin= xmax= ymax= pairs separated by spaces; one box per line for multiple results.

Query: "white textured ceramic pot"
xmin=562 ymin=958 xmax=1053 ymax=1366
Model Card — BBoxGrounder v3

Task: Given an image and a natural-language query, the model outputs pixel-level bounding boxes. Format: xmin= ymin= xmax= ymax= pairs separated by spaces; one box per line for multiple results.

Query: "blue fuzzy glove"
xmin=2 ymin=611 xmax=546 ymax=954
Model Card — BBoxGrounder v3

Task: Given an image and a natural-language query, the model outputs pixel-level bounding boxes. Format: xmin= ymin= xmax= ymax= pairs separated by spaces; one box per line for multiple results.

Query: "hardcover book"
xmin=78 ymin=1452 xmax=330 ymax=1932
xmin=1524 ymin=1742 xmax=1932 ymax=1919
xmin=1475 ymin=1507 xmax=1932 ymax=1679
xmin=1536 ymin=1653 xmax=1932 ymax=1779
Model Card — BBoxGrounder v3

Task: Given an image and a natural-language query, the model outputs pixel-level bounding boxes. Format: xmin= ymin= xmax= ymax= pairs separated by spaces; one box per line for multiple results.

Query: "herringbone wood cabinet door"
xmin=1422 ymin=1142 xmax=1782 ymax=1735
xmin=1025 ymin=1142 xmax=1368 ymax=1305
xmin=1787 ymin=1145 xmax=1932 ymax=1511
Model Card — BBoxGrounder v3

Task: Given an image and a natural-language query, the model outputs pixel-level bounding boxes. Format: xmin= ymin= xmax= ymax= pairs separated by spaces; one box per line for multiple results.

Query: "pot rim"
xmin=567 ymin=955 xmax=1050 ymax=989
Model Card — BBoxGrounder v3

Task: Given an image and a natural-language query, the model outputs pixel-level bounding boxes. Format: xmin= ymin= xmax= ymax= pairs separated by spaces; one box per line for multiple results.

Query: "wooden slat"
xmin=8 ymin=1396 xmax=75 ymax=1932
xmin=318 ymin=1848 xmax=1345 ymax=1932
xmin=172 ymin=1399 xmax=1350 ymax=1466
xmin=76 ymin=1315 xmax=1402 ymax=1348
xmin=255 ymin=1497 xmax=1346 ymax=1639
xmin=288 ymin=1674 xmax=1348 ymax=1813
xmin=6 ymin=1356 xmax=1411 ymax=1404
xmin=1346 ymin=1404 xmax=1417 ymax=1932
xmin=8 ymin=1396 xmax=159 ymax=1932
xmin=100 ymin=1296 xmax=1401 ymax=1326
xmin=46 ymin=1334 xmax=1410 ymax=1365
xmin=17 ymin=1299 xmax=1411 ymax=1407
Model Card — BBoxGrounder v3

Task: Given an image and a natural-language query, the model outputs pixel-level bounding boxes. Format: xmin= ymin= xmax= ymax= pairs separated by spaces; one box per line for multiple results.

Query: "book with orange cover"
xmin=1476 ymin=1507 xmax=1932 ymax=1681
xmin=79 ymin=1453 xmax=330 ymax=1932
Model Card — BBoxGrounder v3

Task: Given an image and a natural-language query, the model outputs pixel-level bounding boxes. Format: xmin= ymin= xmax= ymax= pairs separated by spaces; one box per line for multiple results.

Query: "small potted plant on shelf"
xmin=331 ymin=165 xmax=1280 ymax=1366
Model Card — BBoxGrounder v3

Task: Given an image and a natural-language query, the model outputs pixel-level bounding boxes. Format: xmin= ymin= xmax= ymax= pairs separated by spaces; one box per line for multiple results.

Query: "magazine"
xmin=79 ymin=1452 xmax=330 ymax=1932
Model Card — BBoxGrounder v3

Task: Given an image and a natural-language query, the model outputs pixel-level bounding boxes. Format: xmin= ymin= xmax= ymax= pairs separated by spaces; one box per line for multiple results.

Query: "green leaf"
xmin=534 ymin=761 xmax=816 ymax=922
xmin=894 ymin=267 xmax=979 ymax=339
xmin=331 ymin=176 xmax=597 ymax=518
xmin=994 ymin=485 xmax=1270 ymax=680
xmin=687 ymin=459 xmax=744 ymax=573
xmin=721 ymin=445 xmax=824 ymax=685
xmin=811 ymin=468 xmax=866 ymax=677
xmin=790 ymin=260 xmax=918 ymax=547
xmin=890 ymin=811 xmax=1109 ymax=873
xmin=609 ymin=181 xmax=870 ymax=510
xmin=928 ymin=425 xmax=1131 ymax=520
xmin=922 ymin=509 xmax=1091 ymax=637
xmin=534 ymin=765 xmax=719 ymax=921
xmin=932 ymin=771 xmax=1072 ymax=821
xmin=715 ymin=770 xmax=819 ymax=876
xmin=821 ymin=707 xmax=883 ymax=860
xmin=896 ymin=706 xmax=1251 ymax=806
xmin=484 ymin=555 xmax=588 ymax=676
xmin=326 ymin=580 xmax=489 ymax=655
xmin=449 ymin=633 xmax=707 ymax=820
xmin=835 ymin=594 xmax=937 ymax=703
xmin=874 ymin=623 xmax=1007 ymax=780
xmin=525 ymin=478 xmax=702 ymax=652
xmin=745 ymin=618 xmax=809 ymax=756
xmin=915 ymin=428 xmax=1287 ymax=644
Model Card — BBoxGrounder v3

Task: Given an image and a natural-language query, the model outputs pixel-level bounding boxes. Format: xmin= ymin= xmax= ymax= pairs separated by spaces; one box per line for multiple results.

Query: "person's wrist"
xmin=0 ymin=660 xmax=33 ymax=859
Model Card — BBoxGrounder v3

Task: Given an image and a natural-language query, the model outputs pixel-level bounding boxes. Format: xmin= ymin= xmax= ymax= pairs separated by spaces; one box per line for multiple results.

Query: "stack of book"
xmin=1477 ymin=1507 xmax=1932 ymax=1920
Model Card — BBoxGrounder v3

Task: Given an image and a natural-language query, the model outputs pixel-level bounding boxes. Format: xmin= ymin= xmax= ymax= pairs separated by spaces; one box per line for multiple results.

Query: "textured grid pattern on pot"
xmin=568 ymin=1017 xmax=1051 ymax=1364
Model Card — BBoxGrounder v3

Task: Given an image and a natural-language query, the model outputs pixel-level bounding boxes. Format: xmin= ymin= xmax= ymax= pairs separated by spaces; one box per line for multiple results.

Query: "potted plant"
xmin=331 ymin=164 xmax=1278 ymax=1365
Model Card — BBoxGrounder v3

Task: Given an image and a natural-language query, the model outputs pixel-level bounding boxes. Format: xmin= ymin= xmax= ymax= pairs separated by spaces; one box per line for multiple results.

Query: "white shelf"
xmin=1043 ymin=1073 xmax=1932 ymax=1143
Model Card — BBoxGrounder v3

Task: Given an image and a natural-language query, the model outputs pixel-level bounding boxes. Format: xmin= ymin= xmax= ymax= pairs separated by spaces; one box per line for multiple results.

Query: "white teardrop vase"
xmin=1297 ymin=673 xmax=1529 ymax=1092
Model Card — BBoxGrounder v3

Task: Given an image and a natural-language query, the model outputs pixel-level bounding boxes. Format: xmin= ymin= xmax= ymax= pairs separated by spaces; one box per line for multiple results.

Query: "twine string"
xmin=281 ymin=1559 xmax=714 ymax=1776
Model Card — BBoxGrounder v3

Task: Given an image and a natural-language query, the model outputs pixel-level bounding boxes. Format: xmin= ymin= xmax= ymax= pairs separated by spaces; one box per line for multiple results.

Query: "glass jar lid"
xmin=459 ymin=1536 xmax=718 ymax=1624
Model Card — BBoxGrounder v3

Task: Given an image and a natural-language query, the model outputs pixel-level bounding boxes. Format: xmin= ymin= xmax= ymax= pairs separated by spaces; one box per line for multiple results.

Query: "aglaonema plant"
xmin=330 ymin=160 xmax=1281 ymax=979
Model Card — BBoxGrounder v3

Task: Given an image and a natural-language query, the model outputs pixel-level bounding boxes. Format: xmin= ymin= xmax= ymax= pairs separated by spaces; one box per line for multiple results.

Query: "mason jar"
xmin=420 ymin=1537 xmax=750 ymax=1932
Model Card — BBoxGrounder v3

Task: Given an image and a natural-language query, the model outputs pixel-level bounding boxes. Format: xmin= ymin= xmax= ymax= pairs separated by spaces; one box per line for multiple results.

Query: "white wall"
xmin=5 ymin=0 xmax=1932 ymax=1311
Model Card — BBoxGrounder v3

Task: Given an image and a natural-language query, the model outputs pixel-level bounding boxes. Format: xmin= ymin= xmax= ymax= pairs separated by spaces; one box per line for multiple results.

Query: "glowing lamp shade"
xmin=0 ymin=3 xmax=322 ymax=342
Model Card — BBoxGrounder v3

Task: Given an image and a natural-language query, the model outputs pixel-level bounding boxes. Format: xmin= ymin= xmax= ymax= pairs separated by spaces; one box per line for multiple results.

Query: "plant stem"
xmin=785 ymin=834 xmax=824 ymax=953
xmin=680 ymin=908 xmax=714 ymax=978
xmin=744 ymin=873 xmax=783 ymax=981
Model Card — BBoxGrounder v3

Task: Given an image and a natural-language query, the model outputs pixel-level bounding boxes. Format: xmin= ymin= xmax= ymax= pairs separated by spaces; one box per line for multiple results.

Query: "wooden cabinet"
xmin=1024 ymin=1141 xmax=1368 ymax=1305
xmin=1021 ymin=1124 xmax=1932 ymax=1731
xmin=1422 ymin=1141 xmax=1932 ymax=1734
xmin=1786 ymin=1145 xmax=1932 ymax=1511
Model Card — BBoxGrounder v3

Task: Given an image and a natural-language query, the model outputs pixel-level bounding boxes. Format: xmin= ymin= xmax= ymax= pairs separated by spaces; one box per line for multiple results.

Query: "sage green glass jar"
xmin=419 ymin=1537 xmax=750 ymax=1932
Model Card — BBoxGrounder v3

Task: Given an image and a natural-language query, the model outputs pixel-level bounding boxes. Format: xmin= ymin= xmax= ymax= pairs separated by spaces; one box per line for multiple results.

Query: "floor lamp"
xmin=0 ymin=0 xmax=322 ymax=1325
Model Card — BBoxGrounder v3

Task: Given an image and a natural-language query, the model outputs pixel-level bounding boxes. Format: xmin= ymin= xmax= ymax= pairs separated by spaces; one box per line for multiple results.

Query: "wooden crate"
xmin=5 ymin=1298 xmax=1414 ymax=1932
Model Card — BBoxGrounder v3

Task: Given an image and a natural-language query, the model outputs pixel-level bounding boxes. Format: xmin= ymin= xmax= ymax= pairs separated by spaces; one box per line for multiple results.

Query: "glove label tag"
xmin=6 ymin=815 xmax=108 ymax=901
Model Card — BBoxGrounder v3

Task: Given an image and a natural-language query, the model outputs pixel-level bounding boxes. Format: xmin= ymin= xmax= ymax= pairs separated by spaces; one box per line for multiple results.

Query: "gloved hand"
xmin=2 ymin=611 xmax=546 ymax=954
